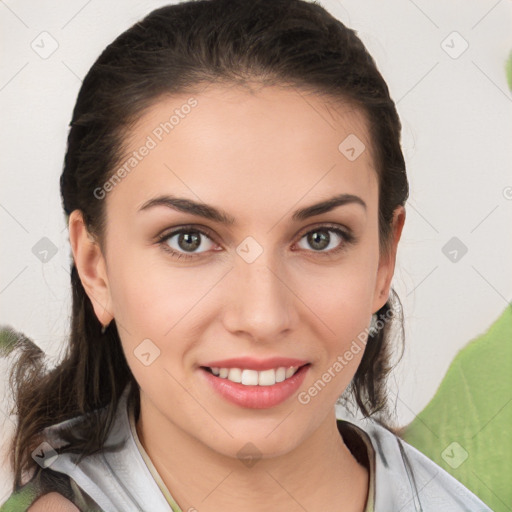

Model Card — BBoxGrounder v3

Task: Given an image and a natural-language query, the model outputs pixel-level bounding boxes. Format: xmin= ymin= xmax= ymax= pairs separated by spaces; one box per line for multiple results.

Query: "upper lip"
xmin=200 ymin=357 xmax=310 ymax=371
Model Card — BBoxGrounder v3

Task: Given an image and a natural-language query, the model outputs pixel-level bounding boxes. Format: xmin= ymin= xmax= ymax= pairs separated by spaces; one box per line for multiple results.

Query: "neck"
xmin=136 ymin=399 xmax=369 ymax=512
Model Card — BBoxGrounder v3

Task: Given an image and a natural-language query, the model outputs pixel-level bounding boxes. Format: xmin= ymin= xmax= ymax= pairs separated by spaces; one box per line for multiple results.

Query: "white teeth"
xmin=258 ymin=369 xmax=276 ymax=386
xmin=227 ymin=368 xmax=242 ymax=383
xmin=209 ymin=365 xmax=300 ymax=385
xmin=275 ymin=367 xmax=286 ymax=383
xmin=241 ymin=369 xmax=259 ymax=385
xmin=285 ymin=367 xmax=296 ymax=379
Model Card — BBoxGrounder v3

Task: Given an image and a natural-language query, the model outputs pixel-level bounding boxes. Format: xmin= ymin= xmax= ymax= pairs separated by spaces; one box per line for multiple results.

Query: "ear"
xmin=68 ymin=210 xmax=114 ymax=327
xmin=372 ymin=205 xmax=406 ymax=313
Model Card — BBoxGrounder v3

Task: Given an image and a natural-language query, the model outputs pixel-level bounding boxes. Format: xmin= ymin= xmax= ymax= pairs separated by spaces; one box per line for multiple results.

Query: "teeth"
xmin=275 ymin=367 xmax=286 ymax=383
xmin=241 ymin=369 xmax=259 ymax=385
xmin=258 ymin=369 xmax=275 ymax=386
xmin=285 ymin=367 xmax=296 ymax=379
xmin=228 ymin=368 xmax=242 ymax=383
xmin=209 ymin=366 xmax=300 ymax=386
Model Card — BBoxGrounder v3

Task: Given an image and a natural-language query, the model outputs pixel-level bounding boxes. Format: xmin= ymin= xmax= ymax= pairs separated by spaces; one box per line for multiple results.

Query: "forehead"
xmin=106 ymin=84 xmax=377 ymax=224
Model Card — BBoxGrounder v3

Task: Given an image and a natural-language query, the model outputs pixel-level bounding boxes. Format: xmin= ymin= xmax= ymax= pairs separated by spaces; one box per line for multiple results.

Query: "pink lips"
xmin=199 ymin=356 xmax=310 ymax=409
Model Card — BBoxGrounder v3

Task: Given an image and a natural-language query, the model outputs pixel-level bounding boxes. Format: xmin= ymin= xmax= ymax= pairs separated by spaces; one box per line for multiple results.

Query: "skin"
xmin=28 ymin=493 xmax=79 ymax=512
xmin=70 ymin=84 xmax=405 ymax=512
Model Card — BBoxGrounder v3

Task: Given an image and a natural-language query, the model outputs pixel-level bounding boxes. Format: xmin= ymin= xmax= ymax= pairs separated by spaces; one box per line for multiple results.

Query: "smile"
xmin=204 ymin=366 xmax=301 ymax=386
xmin=199 ymin=358 xmax=311 ymax=409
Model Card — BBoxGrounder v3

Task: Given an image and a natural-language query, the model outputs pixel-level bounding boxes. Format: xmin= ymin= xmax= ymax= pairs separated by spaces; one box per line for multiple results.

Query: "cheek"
xmin=106 ymin=249 xmax=222 ymax=370
xmin=300 ymin=256 xmax=376 ymax=334
xmin=106 ymin=255 xmax=194 ymax=401
xmin=295 ymin=254 xmax=377 ymax=392
xmin=296 ymin=275 xmax=374 ymax=407
xmin=107 ymin=248 xmax=196 ymax=329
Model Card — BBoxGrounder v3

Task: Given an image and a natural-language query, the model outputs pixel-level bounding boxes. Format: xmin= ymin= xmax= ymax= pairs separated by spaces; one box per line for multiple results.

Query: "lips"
xmin=199 ymin=357 xmax=310 ymax=409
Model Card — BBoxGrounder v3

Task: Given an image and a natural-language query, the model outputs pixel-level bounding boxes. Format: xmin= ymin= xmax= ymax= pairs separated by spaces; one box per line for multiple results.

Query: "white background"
xmin=1 ymin=0 xmax=511 ymax=500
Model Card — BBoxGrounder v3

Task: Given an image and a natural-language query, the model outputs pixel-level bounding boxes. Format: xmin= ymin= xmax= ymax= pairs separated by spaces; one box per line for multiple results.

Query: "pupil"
xmin=179 ymin=232 xmax=201 ymax=251
xmin=309 ymin=230 xmax=329 ymax=250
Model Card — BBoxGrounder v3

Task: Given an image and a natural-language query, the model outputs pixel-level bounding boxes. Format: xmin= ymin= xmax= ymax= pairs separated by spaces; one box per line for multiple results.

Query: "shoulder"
xmin=340 ymin=416 xmax=493 ymax=511
xmin=0 ymin=466 xmax=104 ymax=512
xmin=27 ymin=493 xmax=79 ymax=512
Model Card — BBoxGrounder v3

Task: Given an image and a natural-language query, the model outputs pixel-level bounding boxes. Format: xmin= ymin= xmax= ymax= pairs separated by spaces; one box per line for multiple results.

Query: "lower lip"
xmin=200 ymin=365 xmax=309 ymax=409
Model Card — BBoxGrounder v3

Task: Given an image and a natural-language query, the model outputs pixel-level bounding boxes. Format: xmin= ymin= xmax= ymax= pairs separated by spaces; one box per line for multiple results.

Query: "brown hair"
xmin=7 ymin=0 xmax=408 ymax=487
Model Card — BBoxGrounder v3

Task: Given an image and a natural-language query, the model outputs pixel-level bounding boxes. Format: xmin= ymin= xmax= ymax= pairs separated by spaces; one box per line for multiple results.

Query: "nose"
xmin=221 ymin=251 xmax=298 ymax=344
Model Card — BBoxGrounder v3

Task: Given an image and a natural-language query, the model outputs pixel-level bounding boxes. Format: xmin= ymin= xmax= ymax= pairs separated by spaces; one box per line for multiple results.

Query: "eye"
xmin=157 ymin=223 xmax=356 ymax=261
xmin=296 ymin=225 xmax=354 ymax=255
xmin=157 ymin=226 xmax=218 ymax=260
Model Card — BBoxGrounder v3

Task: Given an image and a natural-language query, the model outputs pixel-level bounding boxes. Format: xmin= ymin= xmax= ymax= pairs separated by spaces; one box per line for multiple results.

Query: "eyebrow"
xmin=138 ymin=193 xmax=366 ymax=225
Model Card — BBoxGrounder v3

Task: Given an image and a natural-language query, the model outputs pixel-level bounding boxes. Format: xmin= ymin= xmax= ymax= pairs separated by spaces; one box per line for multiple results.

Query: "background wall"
xmin=1 ymin=0 xmax=511 ymax=500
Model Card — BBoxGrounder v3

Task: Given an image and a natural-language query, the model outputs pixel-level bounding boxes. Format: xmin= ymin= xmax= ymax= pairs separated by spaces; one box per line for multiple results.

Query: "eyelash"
xmin=156 ymin=224 xmax=356 ymax=261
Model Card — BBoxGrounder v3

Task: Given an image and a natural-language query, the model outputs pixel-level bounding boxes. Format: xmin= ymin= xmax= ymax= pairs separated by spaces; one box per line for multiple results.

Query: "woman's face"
xmin=75 ymin=84 xmax=404 ymax=459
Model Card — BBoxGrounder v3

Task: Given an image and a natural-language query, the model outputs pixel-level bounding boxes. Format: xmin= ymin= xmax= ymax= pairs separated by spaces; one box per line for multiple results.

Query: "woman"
xmin=1 ymin=0 xmax=492 ymax=510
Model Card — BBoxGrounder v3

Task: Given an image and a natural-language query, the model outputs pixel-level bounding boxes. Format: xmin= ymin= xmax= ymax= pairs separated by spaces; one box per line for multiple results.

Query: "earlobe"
xmin=372 ymin=206 xmax=406 ymax=313
xmin=68 ymin=210 xmax=114 ymax=327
